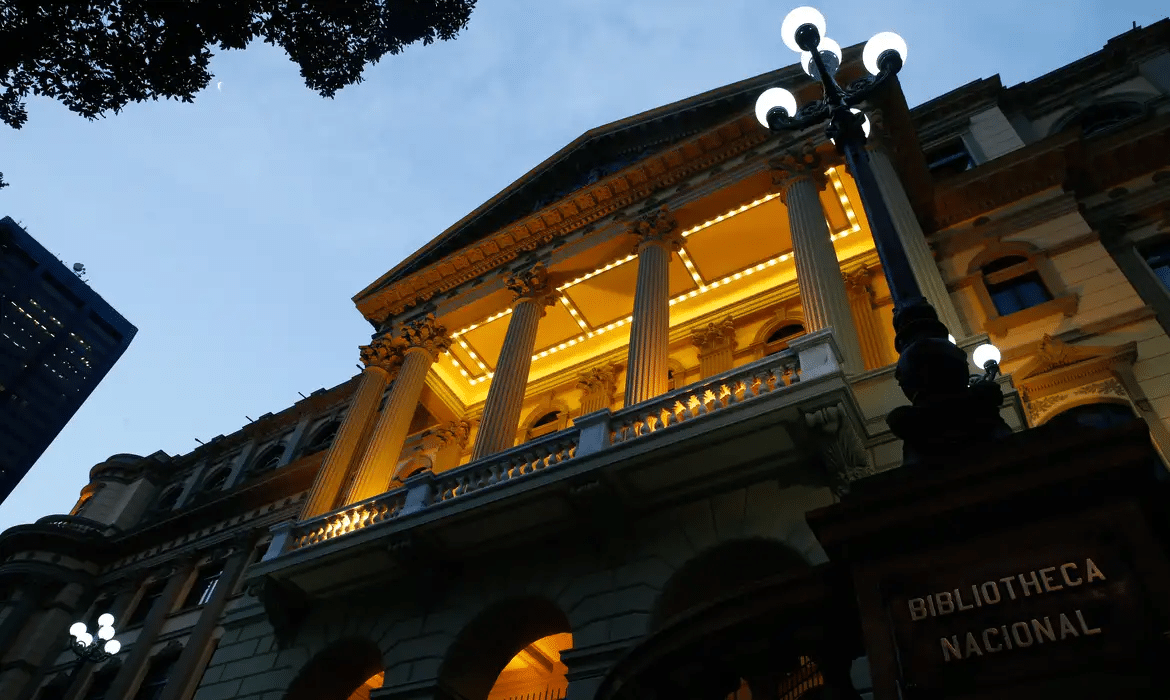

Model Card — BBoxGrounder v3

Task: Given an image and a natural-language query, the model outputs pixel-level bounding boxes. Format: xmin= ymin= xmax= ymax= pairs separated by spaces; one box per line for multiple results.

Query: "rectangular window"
xmin=1143 ymin=240 xmax=1170 ymax=290
xmin=132 ymin=657 xmax=176 ymax=700
xmin=987 ymin=272 xmax=1053 ymax=316
xmin=183 ymin=564 xmax=223 ymax=609
xmin=126 ymin=581 xmax=166 ymax=627
xmin=925 ymin=138 xmax=975 ymax=177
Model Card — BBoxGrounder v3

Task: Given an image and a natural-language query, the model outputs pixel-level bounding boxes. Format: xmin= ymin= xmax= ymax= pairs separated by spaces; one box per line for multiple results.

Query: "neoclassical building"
xmin=2 ymin=19 xmax=1170 ymax=700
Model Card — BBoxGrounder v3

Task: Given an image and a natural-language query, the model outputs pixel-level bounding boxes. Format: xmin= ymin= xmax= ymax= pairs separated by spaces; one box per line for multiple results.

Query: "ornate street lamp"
xmin=756 ymin=7 xmax=1010 ymax=467
xmin=68 ymin=614 xmax=121 ymax=664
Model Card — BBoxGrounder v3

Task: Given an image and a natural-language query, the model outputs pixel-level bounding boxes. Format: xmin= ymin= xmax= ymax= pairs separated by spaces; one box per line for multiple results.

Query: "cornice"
xmin=354 ymin=113 xmax=776 ymax=326
xmin=933 ymin=192 xmax=1081 ymax=261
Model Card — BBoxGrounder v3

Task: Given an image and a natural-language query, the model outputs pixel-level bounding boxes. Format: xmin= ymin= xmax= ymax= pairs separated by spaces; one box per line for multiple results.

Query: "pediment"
xmin=1013 ymin=334 xmax=1137 ymax=397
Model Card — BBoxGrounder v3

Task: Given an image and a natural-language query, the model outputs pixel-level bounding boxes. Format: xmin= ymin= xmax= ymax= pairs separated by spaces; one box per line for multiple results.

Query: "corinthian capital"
xmin=690 ymin=316 xmax=737 ymax=355
xmin=505 ymin=262 xmax=556 ymax=308
xmin=844 ymin=265 xmax=875 ymax=298
xmin=359 ymin=335 xmax=405 ymax=376
xmin=770 ymin=143 xmax=830 ymax=199
xmin=400 ymin=314 xmax=452 ymax=359
xmin=629 ymin=206 xmax=684 ymax=253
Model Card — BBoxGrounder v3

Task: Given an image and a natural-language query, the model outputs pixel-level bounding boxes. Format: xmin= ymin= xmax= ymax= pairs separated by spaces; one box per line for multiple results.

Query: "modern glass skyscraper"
xmin=0 ymin=216 xmax=137 ymax=504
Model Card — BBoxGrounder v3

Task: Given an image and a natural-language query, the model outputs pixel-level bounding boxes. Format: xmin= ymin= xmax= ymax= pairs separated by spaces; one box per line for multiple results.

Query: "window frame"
xmin=966 ymin=244 xmax=1078 ymax=337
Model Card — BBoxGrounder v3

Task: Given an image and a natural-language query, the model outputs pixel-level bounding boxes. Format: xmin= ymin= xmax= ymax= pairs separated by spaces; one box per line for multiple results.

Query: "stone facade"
xmin=1 ymin=19 xmax=1169 ymax=700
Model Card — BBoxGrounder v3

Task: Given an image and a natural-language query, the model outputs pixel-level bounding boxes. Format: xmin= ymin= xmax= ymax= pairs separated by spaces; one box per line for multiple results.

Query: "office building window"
xmin=925 ymin=138 xmax=975 ymax=177
xmin=126 ymin=581 xmax=166 ymax=627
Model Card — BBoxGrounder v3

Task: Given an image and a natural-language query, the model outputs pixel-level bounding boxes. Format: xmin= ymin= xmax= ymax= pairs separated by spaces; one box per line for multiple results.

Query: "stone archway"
xmin=651 ymin=537 xmax=809 ymax=630
xmin=283 ymin=637 xmax=384 ymax=700
xmin=438 ymin=597 xmax=572 ymax=700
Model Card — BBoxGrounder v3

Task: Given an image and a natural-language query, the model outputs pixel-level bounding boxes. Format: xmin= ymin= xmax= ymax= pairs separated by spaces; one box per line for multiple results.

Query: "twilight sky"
xmin=0 ymin=0 xmax=1165 ymax=532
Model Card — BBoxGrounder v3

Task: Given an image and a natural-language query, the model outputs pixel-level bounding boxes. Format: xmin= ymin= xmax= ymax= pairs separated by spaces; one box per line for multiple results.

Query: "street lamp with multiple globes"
xmin=756 ymin=7 xmax=1011 ymax=467
xmin=68 ymin=614 xmax=121 ymax=664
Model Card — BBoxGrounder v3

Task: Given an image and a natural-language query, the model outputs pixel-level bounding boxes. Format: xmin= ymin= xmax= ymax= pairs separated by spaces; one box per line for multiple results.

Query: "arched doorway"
xmin=438 ymin=597 xmax=572 ymax=700
xmin=283 ymin=638 xmax=383 ymax=700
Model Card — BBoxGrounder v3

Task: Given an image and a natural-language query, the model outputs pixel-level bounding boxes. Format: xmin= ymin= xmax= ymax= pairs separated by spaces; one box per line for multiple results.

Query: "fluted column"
xmin=625 ymin=207 xmax=684 ymax=406
xmin=845 ymin=266 xmax=893 ymax=371
xmin=472 ymin=263 xmax=555 ymax=460
xmin=865 ymin=112 xmax=965 ymax=336
xmin=300 ymin=339 xmax=399 ymax=519
xmin=345 ymin=315 xmax=450 ymax=503
xmin=773 ymin=146 xmax=866 ymax=374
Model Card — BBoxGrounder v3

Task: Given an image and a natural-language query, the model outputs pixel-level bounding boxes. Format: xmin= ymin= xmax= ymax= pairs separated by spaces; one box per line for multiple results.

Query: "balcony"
xmin=248 ymin=330 xmax=871 ymax=597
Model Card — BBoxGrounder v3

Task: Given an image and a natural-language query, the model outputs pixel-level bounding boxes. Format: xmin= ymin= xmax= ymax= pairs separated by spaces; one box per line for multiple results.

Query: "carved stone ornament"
xmin=770 ymin=143 xmax=830 ymax=198
xmin=400 ymin=313 xmax=452 ymax=358
xmin=577 ymin=364 xmax=619 ymax=394
xmin=844 ymin=265 xmax=875 ymax=297
xmin=691 ymin=316 xmax=737 ymax=356
xmin=359 ymin=334 xmax=404 ymax=376
xmin=434 ymin=420 xmax=472 ymax=449
xmin=1024 ymin=377 xmax=1129 ymax=425
xmin=505 ymin=262 xmax=556 ymax=306
xmin=804 ymin=403 xmax=875 ymax=496
xmin=629 ymin=206 xmax=684 ymax=253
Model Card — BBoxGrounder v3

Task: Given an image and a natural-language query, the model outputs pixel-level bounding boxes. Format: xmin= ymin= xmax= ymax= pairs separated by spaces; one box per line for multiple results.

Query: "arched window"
xmin=155 ymin=487 xmax=182 ymax=512
xmin=203 ymin=467 xmax=231 ymax=492
xmin=1079 ymin=101 xmax=1144 ymax=137
xmin=1047 ymin=402 xmax=1136 ymax=430
xmin=764 ymin=323 xmax=805 ymax=355
xmin=250 ymin=444 xmax=284 ymax=475
xmin=526 ymin=409 xmax=566 ymax=440
xmin=304 ymin=421 xmax=340 ymax=454
xmin=981 ymin=256 xmax=1053 ymax=316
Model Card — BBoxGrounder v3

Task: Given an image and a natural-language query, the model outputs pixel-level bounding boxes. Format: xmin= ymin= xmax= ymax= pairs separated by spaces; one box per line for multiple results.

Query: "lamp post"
xmin=68 ymin=613 xmax=121 ymax=664
xmin=756 ymin=7 xmax=1011 ymax=467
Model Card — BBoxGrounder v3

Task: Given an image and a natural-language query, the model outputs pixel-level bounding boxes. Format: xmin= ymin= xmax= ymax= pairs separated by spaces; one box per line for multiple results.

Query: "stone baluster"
xmin=845 ymin=265 xmax=893 ymax=371
xmin=691 ymin=316 xmax=737 ymax=379
xmin=344 ymin=315 xmax=450 ymax=504
xmin=772 ymin=145 xmax=866 ymax=375
xmin=300 ymin=337 xmax=401 ymax=518
xmin=471 ymin=263 xmax=556 ymax=460
xmin=624 ymin=207 xmax=685 ymax=406
xmin=864 ymin=111 xmax=965 ymax=336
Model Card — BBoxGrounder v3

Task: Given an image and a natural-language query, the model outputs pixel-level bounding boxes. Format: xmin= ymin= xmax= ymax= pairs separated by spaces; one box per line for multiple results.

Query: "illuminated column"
xmin=345 ymin=315 xmax=450 ymax=503
xmin=773 ymin=146 xmax=865 ymax=374
xmin=300 ymin=339 xmax=398 ymax=519
xmin=845 ymin=266 xmax=893 ymax=371
xmin=471 ymin=263 xmax=555 ymax=460
xmin=625 ymin=207 xmax=684 ymax=406
xmin=865 ymin=113 xmax=965 ymax=335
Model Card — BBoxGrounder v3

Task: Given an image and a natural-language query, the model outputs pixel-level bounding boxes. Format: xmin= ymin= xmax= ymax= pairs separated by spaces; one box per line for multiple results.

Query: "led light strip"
xmin=559 ymin=296 xmax=591 ymax=331
xmin=677 ymin=248 xmax=706 ymax=287
xmin=452 ymin=308 xmax=512 ymax=338
xmin=680 ymin=192 xmax=784 ymax=238
xmin=559 ymin=254 xmax=637 ymax=291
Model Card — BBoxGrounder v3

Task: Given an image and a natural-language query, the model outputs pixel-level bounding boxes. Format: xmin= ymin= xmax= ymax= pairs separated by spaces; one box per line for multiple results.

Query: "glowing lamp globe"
xmin=755 ymin=87 xmax=799 ymax=128
xmin=103 ymin=639 xmax=121 ymax=655
xmin=863 ymin=31 xmax=908 ymax=76
xmin=98 ymin=613 xmax=114 ymax=628
xmin=947 ymin=334 xmax=957 ymax=345
xmin=98 ymin=625 xmax=115 ymax=641
xmin=781 ymin=6 xmax=827 ymax=52
xmin=973 ymin=343 xmax=1002 ymax=369
xmin=800 ymin=37 xmax=842 ymax=78
xmin=77 ymin=632 xmax=93 ymax=647
xmin=69 ymin=622 xmax=87 ymax=639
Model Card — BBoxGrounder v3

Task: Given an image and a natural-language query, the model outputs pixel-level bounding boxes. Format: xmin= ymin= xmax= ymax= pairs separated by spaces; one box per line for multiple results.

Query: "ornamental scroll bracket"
xmin=803 ymin=402 xmax=875 ymax=497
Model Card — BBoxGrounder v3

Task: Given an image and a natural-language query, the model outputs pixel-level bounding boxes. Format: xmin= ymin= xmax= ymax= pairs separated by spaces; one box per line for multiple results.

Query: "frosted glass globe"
xmin=104 ymin=639 xmax=121 ymax=655
xmin=69 ymin=622 xmax=87 ymax=639
xmin=781 ymin=7 xmax=827 ymax=53
xmin=77 ymin=632 xmax=93 ymax=646
xmin=755 ymin=87 xmax=799 ymax=128
xmin=800 ymin=37 xmax=842 ymax=78
xmin=98 ymin=625 xmax=115 ymax=640
xmin=863 ymin=31 xmax=908 ymax=76
xmin=973 ymin=343 xmax=1002 ymax=369
xmin=98 ymin=613 xmax=115 ymax=628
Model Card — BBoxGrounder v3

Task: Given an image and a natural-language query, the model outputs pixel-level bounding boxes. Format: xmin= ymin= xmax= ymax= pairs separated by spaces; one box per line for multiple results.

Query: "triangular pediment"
xmin=1013 ymin=334 xmax=1137 ymax=396
xmin=356 ymin=60 xmax=816 ymax=304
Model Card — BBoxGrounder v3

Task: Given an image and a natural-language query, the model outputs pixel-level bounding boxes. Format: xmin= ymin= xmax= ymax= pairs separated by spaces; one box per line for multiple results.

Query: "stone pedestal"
xmin=807 ymin=419 xmax=1170 ymax=699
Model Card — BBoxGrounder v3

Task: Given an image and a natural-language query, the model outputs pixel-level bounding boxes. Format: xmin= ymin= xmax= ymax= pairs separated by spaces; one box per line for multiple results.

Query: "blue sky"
xmin=0 ymin=0 xmax=1165 ymax=531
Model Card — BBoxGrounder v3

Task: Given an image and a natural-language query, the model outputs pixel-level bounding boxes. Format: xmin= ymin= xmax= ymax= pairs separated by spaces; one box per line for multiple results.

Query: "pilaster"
xmin=844 ymin=266 xmax=893 ymax=371
xmin=691 ymin=316 xmax=737 ymax=378
xmin=577 ymin=364 xmax=619 ymax=415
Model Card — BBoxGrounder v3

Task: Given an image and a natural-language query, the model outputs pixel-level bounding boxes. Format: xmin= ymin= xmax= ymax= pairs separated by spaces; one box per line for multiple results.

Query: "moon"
xmin=216 ymin=81 xmax=223 ymax=91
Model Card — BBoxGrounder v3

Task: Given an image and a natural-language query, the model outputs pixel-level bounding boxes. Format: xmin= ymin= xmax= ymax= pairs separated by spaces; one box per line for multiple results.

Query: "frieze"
xmin=357 ymin=115 xmax=770 ymax=324
xmin=1024 ymin=377 xmax=1128 ymax=426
